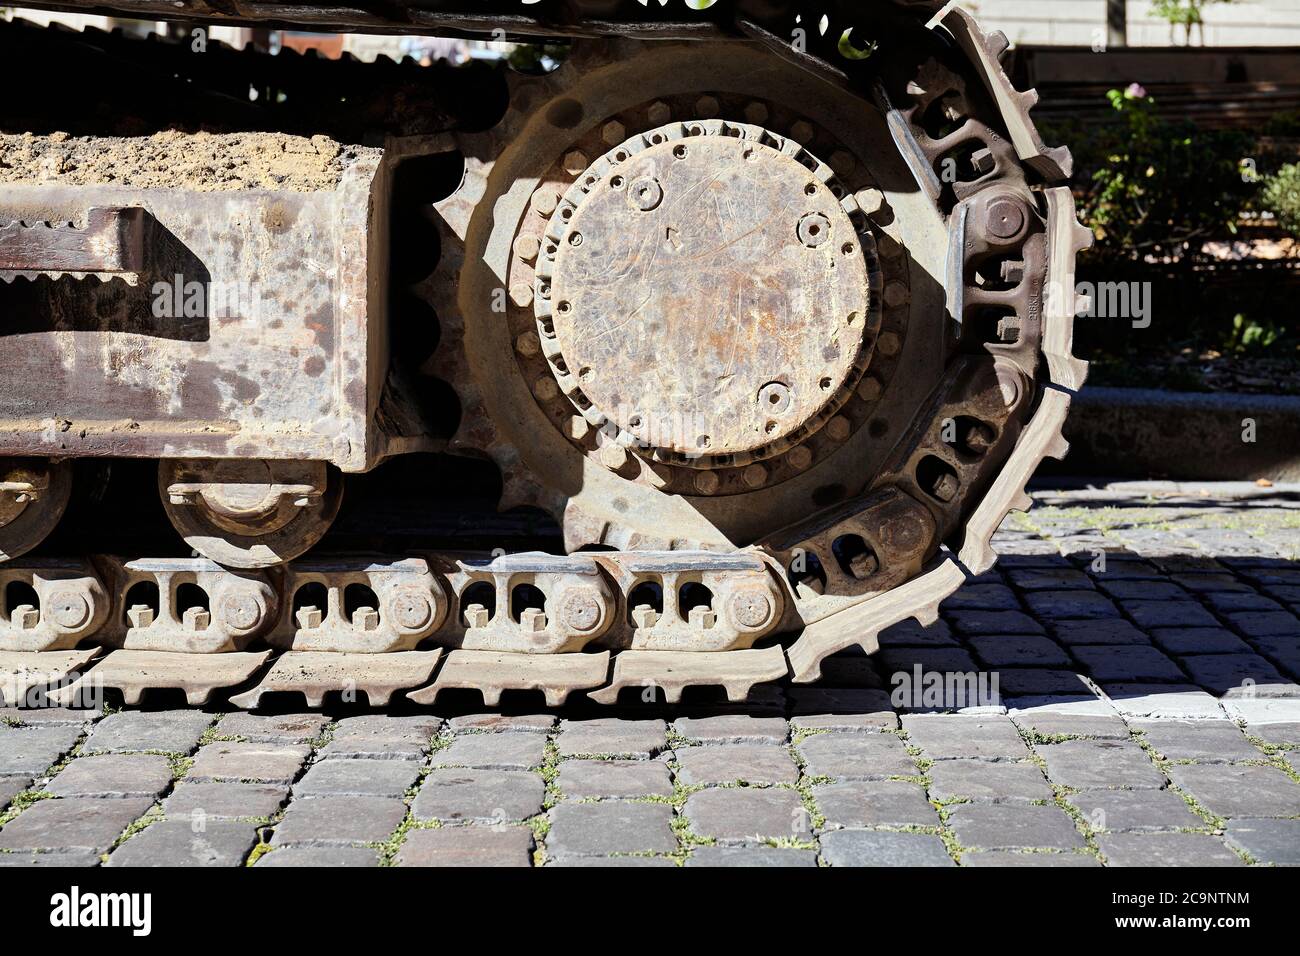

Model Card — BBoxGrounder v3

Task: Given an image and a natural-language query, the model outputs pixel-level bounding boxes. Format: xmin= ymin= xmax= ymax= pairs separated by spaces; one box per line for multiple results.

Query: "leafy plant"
xmin=1150 ymin=0 xmax=1233 ymax=44
xmin=1226 ymin=314 xmax=1286 ymax=352
xmin=1262 ymin=162 xmax=1300 ymax=236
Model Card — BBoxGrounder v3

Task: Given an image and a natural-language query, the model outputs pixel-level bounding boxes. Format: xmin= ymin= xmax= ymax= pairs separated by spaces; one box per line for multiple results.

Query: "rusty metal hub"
xmin=537 ymin=126 xmax=876 ymax=467
xmin=535 ymin=121 xmax=880 ymax=475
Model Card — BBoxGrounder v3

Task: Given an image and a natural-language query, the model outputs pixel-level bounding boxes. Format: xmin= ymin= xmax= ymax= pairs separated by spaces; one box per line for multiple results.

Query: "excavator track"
xmin=0 ymin=0 xmax=1088 ymax=709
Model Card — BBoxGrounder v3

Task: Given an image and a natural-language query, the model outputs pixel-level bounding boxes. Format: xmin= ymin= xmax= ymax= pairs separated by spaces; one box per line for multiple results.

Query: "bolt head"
xmin=599 ymin=442 xmax=629 ymax=470
xmin=534 ymin=377 xmax=560 ymax=401
xmin=391 ymin=589 xmax=434 ymax=631
xmin=857 ymin=376 xmax=882 ymax=401
xmin=987 ymin=197 xmax=1026 ymax=240
xmin=566 ymin=415 xmax=592 ymax=442
xmin=757 ymin=382 xmax=793 ymax=415
xmin=693 ymin=471 xmax=720 ymax=495
xmin=559 ymin=588 xmax=604 ymax=633
xmin=601 ymin=120 xmax=627 ymax=146
xmin=695 ymin=95 xmax=720 ymax=118
xmin=514 ymin=234 xmax=541 ymax=261
xmin=647 ymin=101 xmax=672 ymax=126
xmin=827 ymin=416 xmax=851 ymax=441
xmin=742 ymin=463 xmax=768 ymax=489
xmin=790 ymin=120 xmax=815 ymax=143
xmin=877 ymin=331 xmax=902 ymax=356
xmin=787 ymin=446 xmax=813 ymax=470
xmin=743 ymin=101 xmax=770 ymax=125
xmin=47 ymin=590 xmax=90 ymax=629
xmin=510 ymin=282 xmax=534 ymax=308
xmin=515 ymin=330 xmax=541 ymax=357
xmin=883 ymin=282 xmax=909 ymax=309
xmin=532 ymin=188 xmax=559 ymax=216
xmin=628 ymin=177 xmax=663 ymax=212
xmin=728 ymin=588 xmax=775 ymax=630
xmin=854 ymin=188 xmax=885 ymax=217
xmin=563 ymin=150 xmax=589 ymax=176
xmin=798 ymin=212 xmax=832 ymax=248
xmin=830 ymin=150 xmax=856 ymax=176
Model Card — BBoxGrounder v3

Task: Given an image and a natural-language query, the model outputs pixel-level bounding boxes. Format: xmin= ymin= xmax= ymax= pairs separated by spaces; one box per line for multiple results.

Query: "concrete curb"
xmin=1042 ymin=387 xmax=1300 ymax=482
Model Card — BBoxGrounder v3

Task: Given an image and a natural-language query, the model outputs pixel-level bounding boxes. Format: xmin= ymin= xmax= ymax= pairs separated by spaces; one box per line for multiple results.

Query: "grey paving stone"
xmin=0 ymin=725 xmax=83 ymax=775
xmin=878 ymin=618 xmax=954 ymax=646
xmin=675 ymin=744 xmax=799 ymax=786
xmin=1224 ymin=819 xmax=1300 ymax=865
xmin=1105 ymin=684 xmax=1226 ymax=719
xmin=48 ymin=754 xmax=173 ymax=799
xmin=962 ymin=850 xmax=1100 ymax=867
xmin=1071 ymin=645 xmax=1186 ymax=683
xmin=901 ymin=714 xmax=1028 ymax=759
xmin=796 ymin=732 xmax=915 ymax=779
xmin=1221 ymin=697 xmax=1300 ymax=725
xmin=947 ymin=803 xmax=1084 ymax=851
xmin=1224 ymin=610 xmax=1299 ymax=638
xmin=272 ymin=795 xmax=406 ymax=845
xmin=968 ymin=635 xmax=1072 ymax=668
xmin=163 ymin=782 xmax=288 ymax=821
xmin=0 ymin=775 xmax=31 ymax=810
xmin=1248 ymin=723 xmax=1300 ymax=746
xmin=187 ymin=742 xmax=311 ymax=784
xmin=436 ymin=732 xmax=546 ymax=770
xmin=878 ymin=647 xmax=979 ymax=675
xmin=686 ymin=846 xmax=818 ymax=867
xmin=0 ymin=708 xmax=97 ymax=727
xmin=1130 ymin=719 xmax=1263 ymax=762
xmin=1203 ymin=591 xmax=1285 ymax=613
xmin=788 ymin=688 xmax=897 ymax=728
xmin=1123 ymin=601 xmax=1220 ymax=629
xmin=813 ymin=779 xmax=938 ymax=828
xmin=684 ymin=788 xmax=811 ymax=843
xmin=1149 ymin=627 xmax=1251 ymax=655
xmin=85 ymin=711 xmax=212 ymax=754
xmin=107 ymin=820 xmax=258 ymax=867
xmin=0 ymin=849 xmax=102 ymax=866
xmin=1039 ymin=739 xmax=1166 ymax=790
xmin=555 ymin=759 xmax=672 ymax=799
xmin=412 ymin=769 xmax=545 ymax=822
xmin=294 ymin=757 xmax=421 ymax=797
xmin=330 ymin=714 xmax=440 ymax=741
xmin=1097 ymin=580 xmax=1186 ymax=601
xmin=927 ymin=759 xmax=1053 ymax=802
xmin=1052 ymin=620 xmax=1151 ymax=646
xmin=997 ymin=669 xmax=1093 ymax=697
xmin=1180 ymin=653 xmax=1293 ymax=695
xmin=256 ymin=846 xmax=380 ymax=867
xmin=0 ymin=797 xmax=154 ymax=852
xmin=816 ymin=654 xmax=886 ymax=688
xmin=820 ymin=829 xmax=953 ymax=867
xmin=1023 ymin=590 xmax=1120 ymax=620
xmin=790 ymin=711 xmax=899 ymax=733
xmin=1173 ymin=573 xmax=1253 ymax=593
xmin=1097 ymin=832 xmax=1244 ymax=867
xmin=1067 ymin=788 xmax=1204 ymax=832
xmin=949 ymin=610 xmax=1043 ymax=635
xmin=556 ymin=719 xmax=666 ymax=758
xmin=213 ymin=713 xmax=330 ymax=743
xmin=396 ymin=826 xmax=533 ymax=867
xmin=674 ymin=715 xmax=788 ymax=744
xmin=1165 ymin=763 xmax=1300 ymax=818
xmin=1006 ymin=568 xmax=1094 ymax=591
xmin=1012 ymin=713 xmax=1130 ymax=740
xmin=318 ymin=737 xmax=427 ymax=760
xmin=445 ymin=713 xmax=555 ymax=734
xmin=549 ymin=802 xmax=676 ymax=857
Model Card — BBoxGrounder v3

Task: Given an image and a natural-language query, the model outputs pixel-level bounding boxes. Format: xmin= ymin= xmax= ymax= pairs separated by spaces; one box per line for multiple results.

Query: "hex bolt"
xmin=743 ymin=100 xmax=769 ymax=124
xmin=830 ymin=150 xmax=856 ymax=176
xmin=602 ymin=120 xmax=627 ymax=146
xmin=182 ymin=606 xmax=211 ymax=632
xmin=514 ymin=234 xmax=541 ymax=261
xmin=877 ymin=331 xmax=902 ymax=356
xmin=970 ymin=147 xmax=995 ymax=176
xmin=295 ymin=605 xmax=323 ymax=630
xmin=857 ymin=376 xmax=882 ymax=401
xmin=1000 ymin=260 xmax=1026 ymax=284
xmin=534 ymin=377 xmax=560 ymax=401
xmin=848 ymin=549 xmax=880 ymax=579
xmin=827 ymin=416 xmax=851 ymax=441
xmin=127 ymin=604 xmax=155 ymax=629
xmin=628 ymin=177 xmax=663 ymax=212
xmin=695 ymin=95 xmax=720 ymax=118
xmin=798 ymin=212 xmax=832 ymax=248
xmin=854 ymin=188 xmax=885 ymax=217
xmin=787 ymin=446 xmax=813 ymax=470
xmin=563 ymin=150 xmax=589 ymax=176
xmin=220 ymin=594 xmax=261 ymax=632
xmin=631 ymin=605 xmax=660 ymax=629
xmin=532 ymin=188 xmax=559 ymax=216
xmin=509 ymin=282 xmax=534 ymax=308
xmin=351 ymin=607 xmax=380 ymax=632
xmin=47 ymin=590 xmax=90 ymax=629
xmin=392 ymin=590 xmax=434 ymax=631
xmin=693 ymin=471 xmax=720 ymax=495
xmin=515 ymin=330 xmax=541 ymax=357
xmin=932 ymin=472 xmax=960 ymax=502
xmin=688 ymin=605 xmax=717 ymax=630
xmin=790 ymin=120 xmax=815 ymax=143
xmin=463 ymin=603 xmax=490 ymax=629
xmin=647 ymin=101 xmax=672 ymax=125
xmin=883 ymin=281 xmax=909 ymax=309
xmin=566 ymin=415 xmax=592 ymax=442
xmin=987 ymin=197 xmax=1026 ymax=240
xmin=742 ymin=463 xmax=768 ymax=489
xmin=520 ymin=607 xmax=548 ymax=634
xmin=12 ymin=604 xmax=38 ymax=630
xmin=728 ymin=588 xmax=775 ymax=630
xmin=559 ymin=589 xmax=603 ymax=633
xmin=757 ymin=381 xmax=793 ymax=415
xmin=599 ymin=442 xmax=630 ymax=471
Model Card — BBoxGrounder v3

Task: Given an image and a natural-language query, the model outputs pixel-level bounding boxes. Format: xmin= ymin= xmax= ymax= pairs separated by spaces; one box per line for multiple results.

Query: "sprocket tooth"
xmin=1042 ymin=186 xmax=1090 ymax=391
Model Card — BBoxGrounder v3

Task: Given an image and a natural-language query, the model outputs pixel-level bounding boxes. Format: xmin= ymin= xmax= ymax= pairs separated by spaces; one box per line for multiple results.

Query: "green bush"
xmin=1262 ymin=162 xmax=1300 ymax=236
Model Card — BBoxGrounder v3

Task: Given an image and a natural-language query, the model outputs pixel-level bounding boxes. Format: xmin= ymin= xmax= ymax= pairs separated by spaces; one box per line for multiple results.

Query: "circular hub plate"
xmin=546 ymin=130 xmax=874 ymax=462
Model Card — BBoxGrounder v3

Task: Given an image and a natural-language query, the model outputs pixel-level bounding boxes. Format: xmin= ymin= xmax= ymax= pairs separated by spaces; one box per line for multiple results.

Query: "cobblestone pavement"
xmin=1 ymin=484 xmax=1298 ymax=867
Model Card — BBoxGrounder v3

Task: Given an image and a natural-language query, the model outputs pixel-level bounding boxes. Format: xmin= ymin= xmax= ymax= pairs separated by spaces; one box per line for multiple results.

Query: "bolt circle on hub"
xmin=534 ymin=121 xmax=880 ymax=480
